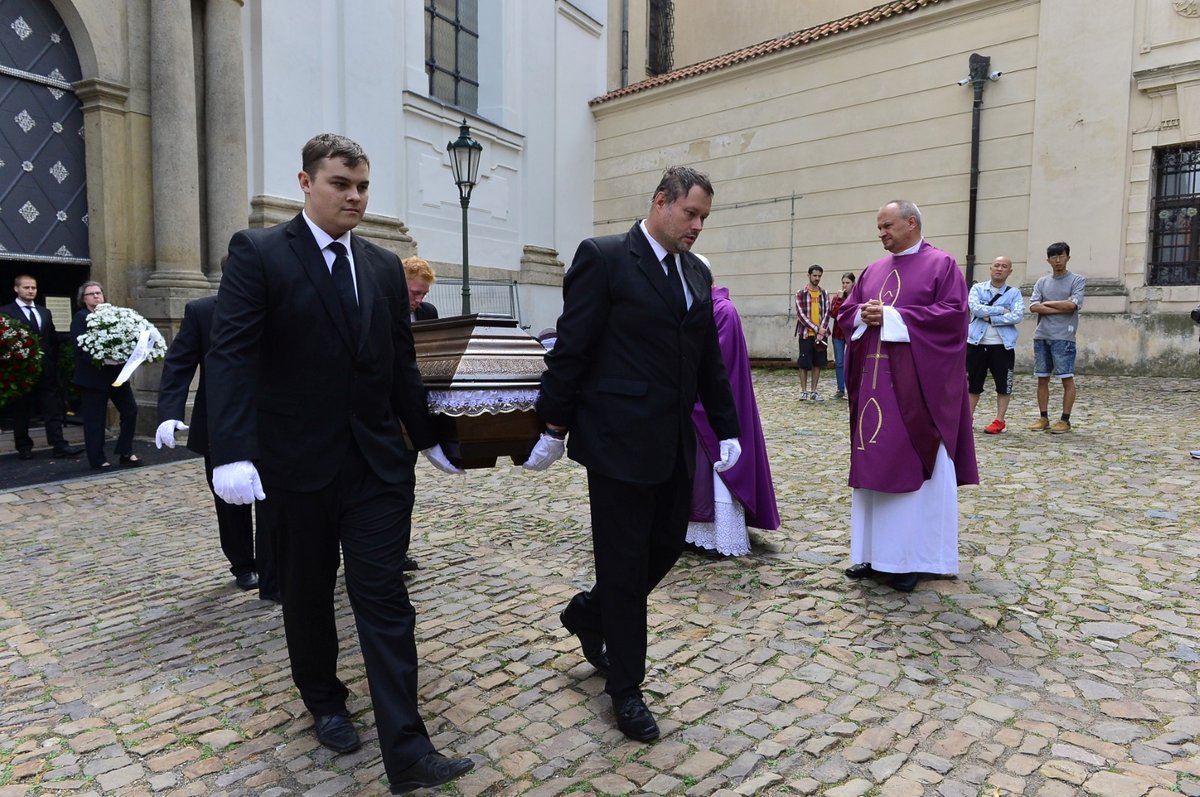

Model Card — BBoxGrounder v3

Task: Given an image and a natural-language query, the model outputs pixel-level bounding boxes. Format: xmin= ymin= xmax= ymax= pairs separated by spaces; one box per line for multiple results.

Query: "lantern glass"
xmin=447 ymin=120 xmax=483 ymax=202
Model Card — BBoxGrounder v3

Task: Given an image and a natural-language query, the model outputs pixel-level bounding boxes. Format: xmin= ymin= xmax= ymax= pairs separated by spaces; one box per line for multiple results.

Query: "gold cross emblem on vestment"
xmin=856 ymin=268 xmax=902 ymax=449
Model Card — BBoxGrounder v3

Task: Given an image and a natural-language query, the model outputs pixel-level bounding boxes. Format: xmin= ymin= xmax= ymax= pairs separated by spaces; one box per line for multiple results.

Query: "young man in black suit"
xmin=404 ymin=255 xmax=439 ymax=323
xmin=1 ymin=274 xmax=82 ymax=459
xmin=205 ymin=133 xmax=471 ymax=795
xmin=524 ymin=166 xmax=742 ymax=741
xmin=155 ymin=292 xmax=276 ymax=599
xmin=397 ymin=255 xmax=438 ymax=572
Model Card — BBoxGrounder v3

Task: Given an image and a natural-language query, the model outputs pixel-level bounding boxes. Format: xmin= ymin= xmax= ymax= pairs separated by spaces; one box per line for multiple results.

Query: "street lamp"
xmin=447 ymin=120 xmax=483 ymax=315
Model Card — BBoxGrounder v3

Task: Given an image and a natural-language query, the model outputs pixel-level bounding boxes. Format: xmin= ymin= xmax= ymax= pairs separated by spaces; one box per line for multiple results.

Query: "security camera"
xmin=957 ymin=77 xmax=971 ymax=86
xmin=988 ymin=70 xmax=1003 ymax=81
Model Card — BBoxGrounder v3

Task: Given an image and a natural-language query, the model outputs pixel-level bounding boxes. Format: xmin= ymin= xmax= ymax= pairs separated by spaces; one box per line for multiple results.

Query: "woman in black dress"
xmin=70 ymin=281 xmax=141 ymax=470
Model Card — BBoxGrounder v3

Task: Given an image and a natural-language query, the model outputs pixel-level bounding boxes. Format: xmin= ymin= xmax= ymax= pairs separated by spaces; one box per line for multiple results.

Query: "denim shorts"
xmin=1033 ymin=339 xmax=1075 ymax=379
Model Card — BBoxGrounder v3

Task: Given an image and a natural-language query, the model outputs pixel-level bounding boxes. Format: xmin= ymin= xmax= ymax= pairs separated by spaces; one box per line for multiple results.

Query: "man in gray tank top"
xmin=1028 ymin=241 xmax=1086 ymax=434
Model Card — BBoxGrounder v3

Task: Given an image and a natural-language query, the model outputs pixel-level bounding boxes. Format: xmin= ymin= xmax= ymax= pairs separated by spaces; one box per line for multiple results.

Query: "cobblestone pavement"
xmin=2 ymin=371 xmax=1199 ymax=797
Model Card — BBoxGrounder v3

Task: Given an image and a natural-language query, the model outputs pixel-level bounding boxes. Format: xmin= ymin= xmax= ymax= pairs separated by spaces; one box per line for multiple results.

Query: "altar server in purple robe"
xmin=686 ymin=260 xmax=779 ymax=556
xmin=837 ymin=200 xmax=978 ymax=593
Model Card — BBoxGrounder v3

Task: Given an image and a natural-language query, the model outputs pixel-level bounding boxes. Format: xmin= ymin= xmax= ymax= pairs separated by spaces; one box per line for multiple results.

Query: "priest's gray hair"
xmin=885 ymin=199 xmax=922 ymax=228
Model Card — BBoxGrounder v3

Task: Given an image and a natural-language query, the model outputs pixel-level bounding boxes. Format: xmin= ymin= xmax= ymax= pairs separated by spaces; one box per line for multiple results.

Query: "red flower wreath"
xmin=0 ymin=314 xmax=44 ymax=409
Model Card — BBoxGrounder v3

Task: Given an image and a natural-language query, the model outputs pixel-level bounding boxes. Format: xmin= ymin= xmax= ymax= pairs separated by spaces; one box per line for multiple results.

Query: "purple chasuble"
xmin=690 ymin=287 xmax=780 ymax=530
xmin=836 ymin=242 xmax=979 ymax=493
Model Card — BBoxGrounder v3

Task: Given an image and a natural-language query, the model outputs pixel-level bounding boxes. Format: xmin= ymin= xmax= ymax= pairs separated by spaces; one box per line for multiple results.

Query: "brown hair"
xmin=652 ymin=166 xmax=714 ymax=206
xmin=301 ymin=133 xmax=369 ymax=177
xmin=76 ymin=280 xmax=103 ymax=306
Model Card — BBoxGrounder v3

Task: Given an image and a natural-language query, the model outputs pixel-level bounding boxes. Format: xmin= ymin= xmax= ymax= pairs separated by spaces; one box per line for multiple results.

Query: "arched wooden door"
xmin=0 ymin=0 xmax=88 ymax=299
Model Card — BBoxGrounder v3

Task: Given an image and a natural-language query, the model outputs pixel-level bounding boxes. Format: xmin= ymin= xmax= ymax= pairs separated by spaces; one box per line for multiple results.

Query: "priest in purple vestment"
xmin=836 ymin=200 xmax=978 ymax=593
xmin=688 ymin=281 xmax=780 ymax=555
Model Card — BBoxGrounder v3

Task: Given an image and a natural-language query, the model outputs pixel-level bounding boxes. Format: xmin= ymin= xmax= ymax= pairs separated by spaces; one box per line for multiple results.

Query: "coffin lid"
xmin=412 ymin=313 xmax=547 ymax=390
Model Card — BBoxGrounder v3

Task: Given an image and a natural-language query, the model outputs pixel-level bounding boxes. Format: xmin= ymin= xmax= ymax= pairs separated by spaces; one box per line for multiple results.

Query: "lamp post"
xmin=447 ymin=120 xmax=483 ymax=315
xmin=959 ymin=53 xmax=999 ymax=286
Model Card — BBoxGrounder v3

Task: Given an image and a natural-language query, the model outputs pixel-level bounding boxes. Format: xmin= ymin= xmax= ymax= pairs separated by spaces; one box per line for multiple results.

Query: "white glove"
xmin=422 ymin=444 xmax=464 ymax=475
xmin=522 ymin=432 xmax=566 ymax=471
xmin=212 ymin=461 xmax=266 ymax=505
xmin=155 ymin=419 xmax=188 ymax=449
xmin=714 ymin=438 xmax=742 ymax=473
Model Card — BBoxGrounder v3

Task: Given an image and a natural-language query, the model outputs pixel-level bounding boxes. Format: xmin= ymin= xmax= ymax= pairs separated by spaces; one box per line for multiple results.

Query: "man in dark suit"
xmin=524 ymin=166 xmax=742 ymax=741
xmin=1 ymin=275 xmax=82 ymax=459
xmin=404 ymin=255 xmax=439 ymax=323
xmin=155 ymin=292 xmax=277 ymax=599
xmin=398 ymin=256 xmax=438 ymax=571
xmin=205 ymin=133 xmax=472 ymax=795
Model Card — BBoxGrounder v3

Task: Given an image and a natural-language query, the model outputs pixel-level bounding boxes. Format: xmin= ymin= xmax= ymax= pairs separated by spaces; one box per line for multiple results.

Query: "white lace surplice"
xmin=686 ymin=470 xmax=750 ymax=556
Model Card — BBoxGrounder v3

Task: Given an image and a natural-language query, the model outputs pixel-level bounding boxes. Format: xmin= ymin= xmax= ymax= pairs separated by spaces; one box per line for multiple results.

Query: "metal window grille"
xmin=424 ymin=0 xmax=479 ymax=112
xmin=647 ymin=0 xmax=674 ymax=76
xmin=1148 ymin=143 xmax=1200 ymax=286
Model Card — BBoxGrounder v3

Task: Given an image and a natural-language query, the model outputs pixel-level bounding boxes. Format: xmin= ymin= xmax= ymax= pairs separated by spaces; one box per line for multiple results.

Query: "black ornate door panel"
xmin=0 ymin=0 xmax=88 ymax=266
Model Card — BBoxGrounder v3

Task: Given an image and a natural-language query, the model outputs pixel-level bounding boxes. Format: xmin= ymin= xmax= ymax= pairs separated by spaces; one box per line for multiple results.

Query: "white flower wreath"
xmin=76 ymin=303 xmax=167 ymax=366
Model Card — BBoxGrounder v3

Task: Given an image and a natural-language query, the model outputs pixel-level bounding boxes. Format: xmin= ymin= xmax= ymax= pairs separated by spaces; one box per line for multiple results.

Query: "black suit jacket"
xmin=157 ymin=295 xmax=216 ymax=455
xmin=414 ymin=301 xmax=438 ymax=321
xmin=536 ymin=221 xmax=739 ymax=485
xmin=206 ymin=214 xmax=437 ymax=492
xmin=2 ymin=300 xmax=59 ymax=371
xmin=70 ymin=308 xmax=123 ymax=390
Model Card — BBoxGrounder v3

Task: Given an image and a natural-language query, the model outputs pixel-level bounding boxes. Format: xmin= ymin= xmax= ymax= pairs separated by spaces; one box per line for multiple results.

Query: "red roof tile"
xmin=591 ymin=0 xmax=952 ymax=106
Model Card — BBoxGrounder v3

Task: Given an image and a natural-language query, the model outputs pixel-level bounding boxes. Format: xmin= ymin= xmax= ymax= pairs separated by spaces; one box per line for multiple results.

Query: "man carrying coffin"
xmin=206 ymin=133 xmax=470 ymax=795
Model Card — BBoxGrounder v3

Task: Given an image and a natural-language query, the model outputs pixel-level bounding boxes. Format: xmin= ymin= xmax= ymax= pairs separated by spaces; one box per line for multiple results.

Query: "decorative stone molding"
xmin=1133 ymin=60 xmax=1200 ymax=140
xmin=249 ymin=195 xmax=417 ymax=259
xmin=518 ymin=245 xmax=564 ymax=287
xmin=73 ymin=77 xmax=129 ymax=111
xmin=1133 ymin=59 xmax=1200 ymax=93
xmin=1174 ymin=0 xmax=1200 ymax=18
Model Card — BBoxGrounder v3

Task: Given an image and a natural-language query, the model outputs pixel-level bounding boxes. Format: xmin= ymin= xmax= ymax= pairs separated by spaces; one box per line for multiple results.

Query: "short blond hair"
xmin=403 ymin=256 xmax=436 ymax=284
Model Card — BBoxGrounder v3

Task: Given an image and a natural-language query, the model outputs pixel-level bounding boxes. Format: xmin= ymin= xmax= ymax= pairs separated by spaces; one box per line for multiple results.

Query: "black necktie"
xmin=23 ymin=305 xmax=39 ymax=332
xmin=328 ymin=242 xmax=360 ymax=341
xmin=662 ymin=254 xmax=687 ymax=317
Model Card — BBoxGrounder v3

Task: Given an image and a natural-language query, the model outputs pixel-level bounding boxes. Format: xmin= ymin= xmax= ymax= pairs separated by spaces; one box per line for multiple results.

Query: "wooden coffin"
xmin=412 ymin=313 xmax=548 ymax=469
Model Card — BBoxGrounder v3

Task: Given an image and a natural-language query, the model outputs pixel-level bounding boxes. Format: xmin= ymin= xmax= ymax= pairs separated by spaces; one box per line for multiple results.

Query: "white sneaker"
xmin=811 ymin=392 xmax=824 ymax=401
xmin=799 ymin=391 xmax=810 ymax=401
xmin=1191 ymin=450 xmax=1200 ymax=460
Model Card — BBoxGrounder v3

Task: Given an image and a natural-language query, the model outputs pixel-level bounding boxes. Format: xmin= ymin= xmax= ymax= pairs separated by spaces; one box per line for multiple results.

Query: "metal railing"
xmin=425 ymin=279 xmax=520 ymax=321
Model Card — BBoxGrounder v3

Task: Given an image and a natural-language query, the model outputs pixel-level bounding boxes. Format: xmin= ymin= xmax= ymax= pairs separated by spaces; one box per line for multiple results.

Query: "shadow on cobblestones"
xmin=1 ymin=371 xmax=1199 ymax=796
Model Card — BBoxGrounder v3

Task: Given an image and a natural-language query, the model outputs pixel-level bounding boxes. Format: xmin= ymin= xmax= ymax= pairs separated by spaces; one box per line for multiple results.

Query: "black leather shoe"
xmin=17 ymin=451 xmax=33 ymax=460
xmin=844 ymin=562 xmax=875 ymax=579
xmin=54 ymin=446 xmax=83 ymax=457
xmin=389 ymin=751 xmax=474 ymax=794
xmin=234 ymin=572 xmax=259 ymax=590
xmin=401 ymin=556 xmax=420 ymax=571
xmin=119 ymin=454 xmax=144 ymax=466
xmin=891 ymin=572 xmax=920 ymax=593
xmin=259 ymin=590 xmax=281 ymax=603
xmin=313 ymin=711 xmax=361 ymax=754
xmin=613 ymin=694 xmax=660 ymax=742
xmin=560 ymin=610 xmax=609 ymax=672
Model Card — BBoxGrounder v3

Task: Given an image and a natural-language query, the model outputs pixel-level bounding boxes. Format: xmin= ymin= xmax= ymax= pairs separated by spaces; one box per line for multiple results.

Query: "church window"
xmin=1149 ymin=143 xmax=1200 ymax=285
xmin=425 ymin=0 xmax=479 ymax=112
